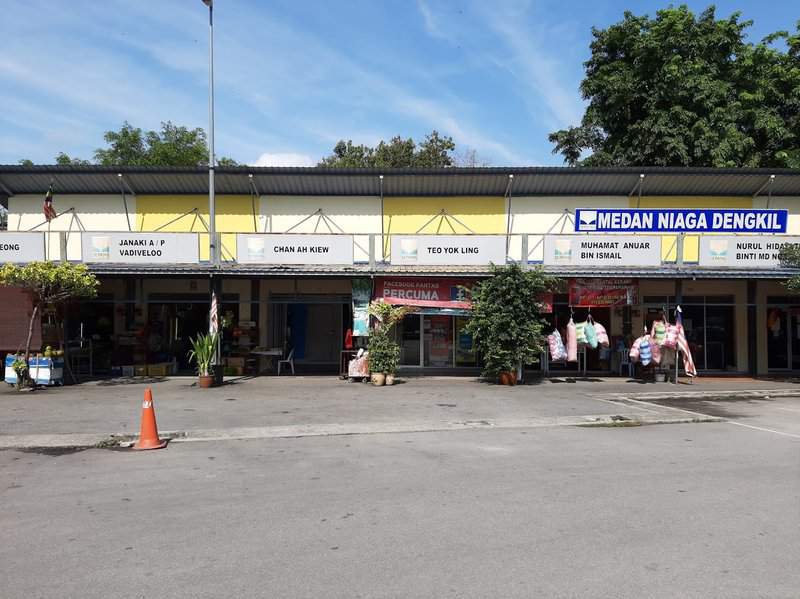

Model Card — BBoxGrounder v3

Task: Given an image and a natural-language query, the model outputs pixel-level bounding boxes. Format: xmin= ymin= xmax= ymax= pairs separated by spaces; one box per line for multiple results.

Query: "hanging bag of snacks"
xmin=548 ymin=330 xmax=567 ymax=362
xmin=593 ymin=321 xmax=610 ymax=348
xmin=567 ymin=318 xmax=578 ymax=362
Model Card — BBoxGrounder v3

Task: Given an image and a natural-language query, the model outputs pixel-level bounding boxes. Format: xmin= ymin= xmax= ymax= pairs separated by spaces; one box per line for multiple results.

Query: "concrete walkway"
xmin=1 ymin=375 xmax=798 ymax=448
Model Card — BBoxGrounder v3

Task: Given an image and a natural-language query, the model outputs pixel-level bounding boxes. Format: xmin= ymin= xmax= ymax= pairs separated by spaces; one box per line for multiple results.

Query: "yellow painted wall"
xmin=136 ymin=195 xmax=255 ymax=261
xmin=630 ymin=196 xmax=754 ymax=262
xmin=383 ymin=197 xmax=506 ymax=234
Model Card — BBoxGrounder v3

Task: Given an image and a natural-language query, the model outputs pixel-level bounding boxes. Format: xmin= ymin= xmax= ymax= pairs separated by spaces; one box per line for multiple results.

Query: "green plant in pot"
xmin=465 ymin=264 xmax=553 ymax=385
xmin=367 ymin=301 xmax=410 ymax=386
xmin=187 ymin=332 xmax=219 ymax=388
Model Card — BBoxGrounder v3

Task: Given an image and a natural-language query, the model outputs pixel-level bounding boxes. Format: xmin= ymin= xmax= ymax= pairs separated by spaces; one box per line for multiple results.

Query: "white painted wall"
xmin=260 ymin=196 xmax=382 ymax=262
xmin=8 ymin=194 xmax=136 ymax=260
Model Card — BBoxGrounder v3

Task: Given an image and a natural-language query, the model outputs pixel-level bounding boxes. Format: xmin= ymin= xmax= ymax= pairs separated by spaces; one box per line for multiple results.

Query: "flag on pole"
xmin=43 ymin=184 xmax=57 ymax=221
xmin=209 ymin=288 xmax=219 ymax=336
xmin=675 ymin=306 xmax=697 ymax=377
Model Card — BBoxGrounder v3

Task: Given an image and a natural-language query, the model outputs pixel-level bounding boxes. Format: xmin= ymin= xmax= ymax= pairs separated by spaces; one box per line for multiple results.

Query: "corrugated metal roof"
xmin=82 ymin=262 xmax=800 ymax=280
xmin=1 ymin=165 xmax=798 ymax=197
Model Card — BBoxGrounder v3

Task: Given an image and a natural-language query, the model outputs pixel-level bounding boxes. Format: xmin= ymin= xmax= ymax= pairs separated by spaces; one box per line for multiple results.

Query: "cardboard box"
xmin=147 ymin=363 xmax=170 ymax=377
xmin=225 ymin=357 xmax=246 ymax=368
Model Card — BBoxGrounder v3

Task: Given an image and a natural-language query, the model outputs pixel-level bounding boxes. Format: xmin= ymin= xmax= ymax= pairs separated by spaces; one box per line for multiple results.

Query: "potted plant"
xmin=465 ymin=264 xmax=553 ymax=385
xmin=367 ymin=301 xmax=411 ymax=386
xmin=188 ymin=332 xmax=219 ymax=388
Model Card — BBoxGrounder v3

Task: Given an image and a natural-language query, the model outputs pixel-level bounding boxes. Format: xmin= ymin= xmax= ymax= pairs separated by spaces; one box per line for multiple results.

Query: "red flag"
xmin=43 ymin=184 xmax=57 ymax=221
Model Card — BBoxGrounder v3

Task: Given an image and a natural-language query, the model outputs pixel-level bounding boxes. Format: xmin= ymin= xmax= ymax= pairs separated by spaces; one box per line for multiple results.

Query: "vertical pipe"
xmin=207 ymin=2 xmax=216 ymax=266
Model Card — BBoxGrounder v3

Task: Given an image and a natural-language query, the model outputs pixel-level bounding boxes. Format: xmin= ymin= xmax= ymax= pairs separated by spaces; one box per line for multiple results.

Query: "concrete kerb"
xmin=0 ymin=412 xmax=722 ymax=451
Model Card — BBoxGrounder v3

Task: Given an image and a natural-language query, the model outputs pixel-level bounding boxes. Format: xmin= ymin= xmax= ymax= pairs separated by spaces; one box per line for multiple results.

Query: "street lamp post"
xmin=201 ymin=0 xmax=222 ymax=381
xmin=202 ymin=0 xmax=216 ymax=266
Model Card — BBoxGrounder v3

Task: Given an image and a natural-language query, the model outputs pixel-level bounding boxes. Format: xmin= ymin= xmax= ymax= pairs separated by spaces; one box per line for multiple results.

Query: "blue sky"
xmin=0 ymin=0 xmax=796 ymax=167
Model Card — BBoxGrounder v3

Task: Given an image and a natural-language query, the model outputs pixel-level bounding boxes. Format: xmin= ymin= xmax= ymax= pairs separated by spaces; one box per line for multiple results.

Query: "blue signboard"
xmin=574 ymin=209 xmax=787 ymax=233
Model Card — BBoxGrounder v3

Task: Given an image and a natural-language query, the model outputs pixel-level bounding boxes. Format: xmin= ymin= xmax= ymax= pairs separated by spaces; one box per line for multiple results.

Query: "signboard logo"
xmin=553 ymin=239 xmax=572 ymax=263
xmin=246 ymin=237 xmax=265 ymax=261
xmin=91 ymin=236 xmax=111 ymax=261
xmin=399 ymin=239 xmax=418 ymax=261
xmin=578 ymin=210 xmax=597 ymax=231
xmin=707 ymin=239 xmax=729 ymax=262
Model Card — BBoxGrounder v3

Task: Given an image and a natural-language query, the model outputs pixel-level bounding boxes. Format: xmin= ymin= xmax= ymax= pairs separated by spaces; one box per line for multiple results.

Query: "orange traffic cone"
xmin=133 ymin=387 xmax=167 ymax=450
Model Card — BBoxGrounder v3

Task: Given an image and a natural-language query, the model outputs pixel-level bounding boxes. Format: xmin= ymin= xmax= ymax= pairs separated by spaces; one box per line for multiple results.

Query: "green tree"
xmin=17 ymin=159 xmax=34 ymax=166
xmin=549 ymin=6 xmax=800 ymax=167
xmin=319 ymin=130 xmax=457 ymax=167
xmin=465 ymin=264 xmax=553 ymax=380
xmin=55 ymin=152 xmax=91 ymax=166
xmin=0 ymin=262 xmax=98 ymax=387
xmin=23 ymin=121 xmax=239 ymax=167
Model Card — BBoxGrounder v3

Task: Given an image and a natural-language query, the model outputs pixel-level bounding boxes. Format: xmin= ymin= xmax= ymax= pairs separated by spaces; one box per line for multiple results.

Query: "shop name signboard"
xmin=81 ymin=233 xmax=200 ymax=264
xmin=236 ymin=234 xmax=354 ymax=265
xmin=575 ymin=209 xmax=787 ymax=233
xmin=390 ymin=235 xmax=506 ymax=266
xmin=544 ymin=235 xmax=662 ymax=267
xmin=569 ymin=278 xmax=639 ymax=307
xmin=699 ymin=236 xmax=800 ymax=268
xmin=0 ymin=233 xmax=45 ymax=263
xmin=375 ymin=277 xmax=473 ymax=309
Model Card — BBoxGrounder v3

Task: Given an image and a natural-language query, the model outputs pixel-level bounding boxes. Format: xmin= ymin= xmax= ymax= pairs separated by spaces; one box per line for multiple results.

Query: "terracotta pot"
xmin=371 ymin=372 xmax=386 ymax=386
xmin=198 ymin=374 xmax=215 ymax=388
xmin=499 ymin=371 xmax=516 ymax=386
xmin=385 ymin=374 xmax=395 ymax=386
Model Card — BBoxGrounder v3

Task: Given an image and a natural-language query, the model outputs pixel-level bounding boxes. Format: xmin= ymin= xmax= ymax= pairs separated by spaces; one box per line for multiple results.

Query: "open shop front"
xmin=544 ymin=278 xmax=743 ymax=378
xmin=375 ymin=277 xmax=480 ymax=372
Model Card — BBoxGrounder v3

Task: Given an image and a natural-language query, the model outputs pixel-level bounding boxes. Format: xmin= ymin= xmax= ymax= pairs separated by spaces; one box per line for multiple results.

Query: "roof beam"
xmin=627 ymin=173 xmax=645 ymax=197
xmin=752 ymin=174 xmax=776 ymax=199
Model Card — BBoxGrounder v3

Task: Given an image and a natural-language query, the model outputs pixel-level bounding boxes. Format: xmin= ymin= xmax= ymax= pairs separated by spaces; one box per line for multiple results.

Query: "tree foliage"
xmin=23 ymin=121 xmax=239 ymax=167
xmin=465 ymin=264 xmax=553 ymax=379
xmin=779 ymin=245 xmax=800 ymax=292
xmin=319 ymin=130 xmax=457 ymax=168
xmin=549 ymin=6 xmax=800 ymax=167
xmin=0 ymin=262 xmax=98 ymax=386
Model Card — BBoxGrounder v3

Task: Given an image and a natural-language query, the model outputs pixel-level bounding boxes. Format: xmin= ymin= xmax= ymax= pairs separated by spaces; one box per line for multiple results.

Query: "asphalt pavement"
xmin=2 ymin=421 xmax=798 ymax=599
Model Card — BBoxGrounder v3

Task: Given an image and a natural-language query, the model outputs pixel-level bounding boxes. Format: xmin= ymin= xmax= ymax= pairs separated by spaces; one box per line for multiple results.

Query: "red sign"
xmin=374 ymin=277 xmax=474 ymax=309
xmin=569 ymin=278 xmax=638 ymax=307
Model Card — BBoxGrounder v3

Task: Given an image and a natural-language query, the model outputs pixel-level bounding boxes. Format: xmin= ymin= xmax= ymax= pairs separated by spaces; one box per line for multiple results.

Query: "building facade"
xmin=1 ymin=165 xmax=799 ymax=376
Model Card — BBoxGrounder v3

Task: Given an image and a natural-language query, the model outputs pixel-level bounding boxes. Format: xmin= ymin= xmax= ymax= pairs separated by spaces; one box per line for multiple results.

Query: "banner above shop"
xmin=390 ymin=235 xmax=506 ymax=266
xmin=544 ymin=235 xmax=662 ymax=267
xmin=575 ymin=209 xmax=787 ymax=233
xmin=699 ymin=236 xmax=800 ymax=268
xmin=569 ymin=278 xmax=639 ymax=307
xmin=374 ymin=277 xmax=474 ymax=310
xmin=236 ymin=234 xmax=353 ymax=265
xmin=81 ymin=232 xmax=199 ymax=264
xmin=0 ymin=233 xmax=45 ymax=263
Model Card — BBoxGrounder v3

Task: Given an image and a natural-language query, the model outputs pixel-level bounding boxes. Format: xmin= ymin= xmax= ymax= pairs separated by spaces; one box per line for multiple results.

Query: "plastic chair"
xmin=277 ymin=348 xmax=295 ymax=375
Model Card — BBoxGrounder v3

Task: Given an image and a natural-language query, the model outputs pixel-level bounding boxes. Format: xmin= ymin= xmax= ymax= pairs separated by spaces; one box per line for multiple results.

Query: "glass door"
xmin=424 ymin=315 xmax=453 ymax=367
xmin=767 ymin=307 xmax=789 ymax=370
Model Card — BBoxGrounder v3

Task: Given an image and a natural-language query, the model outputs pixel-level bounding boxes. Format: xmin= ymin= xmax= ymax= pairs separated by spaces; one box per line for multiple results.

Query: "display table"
xmin=251 ymin=348 xmax=283 ymax=374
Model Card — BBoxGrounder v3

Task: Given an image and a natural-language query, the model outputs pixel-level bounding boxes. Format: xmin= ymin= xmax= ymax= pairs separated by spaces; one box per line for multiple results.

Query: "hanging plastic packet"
xmin=629 ymin=337 xmax=642 ymax=363
xmin=567 ymin=318 xmax=578 ymax=362
xmin=593 ymin=321 xmax=610 ymax=347
xmin=575 ymin=321 xmax=588 ymax=346
xmin=548 ymin=330 xmax=567 ymax=361
xmin=651 ymin=320 xmax=667 ymax=346
xmin=639 ymin=336 xmax=652 ymax=366
xmin=585 ymin=319 xmax=598 ymax=349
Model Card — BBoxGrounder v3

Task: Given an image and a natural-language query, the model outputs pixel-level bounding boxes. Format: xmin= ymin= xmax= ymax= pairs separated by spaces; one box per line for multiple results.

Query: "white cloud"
xmin=253 ymin=152 xmax=316 ymax=167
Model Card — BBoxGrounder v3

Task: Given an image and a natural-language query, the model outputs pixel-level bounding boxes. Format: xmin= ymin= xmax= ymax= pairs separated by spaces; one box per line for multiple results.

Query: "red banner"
xmin=568 ymin=278 xmax=638 ymax=307
xmin=374 ymin=277 xmax=474 ymax=309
